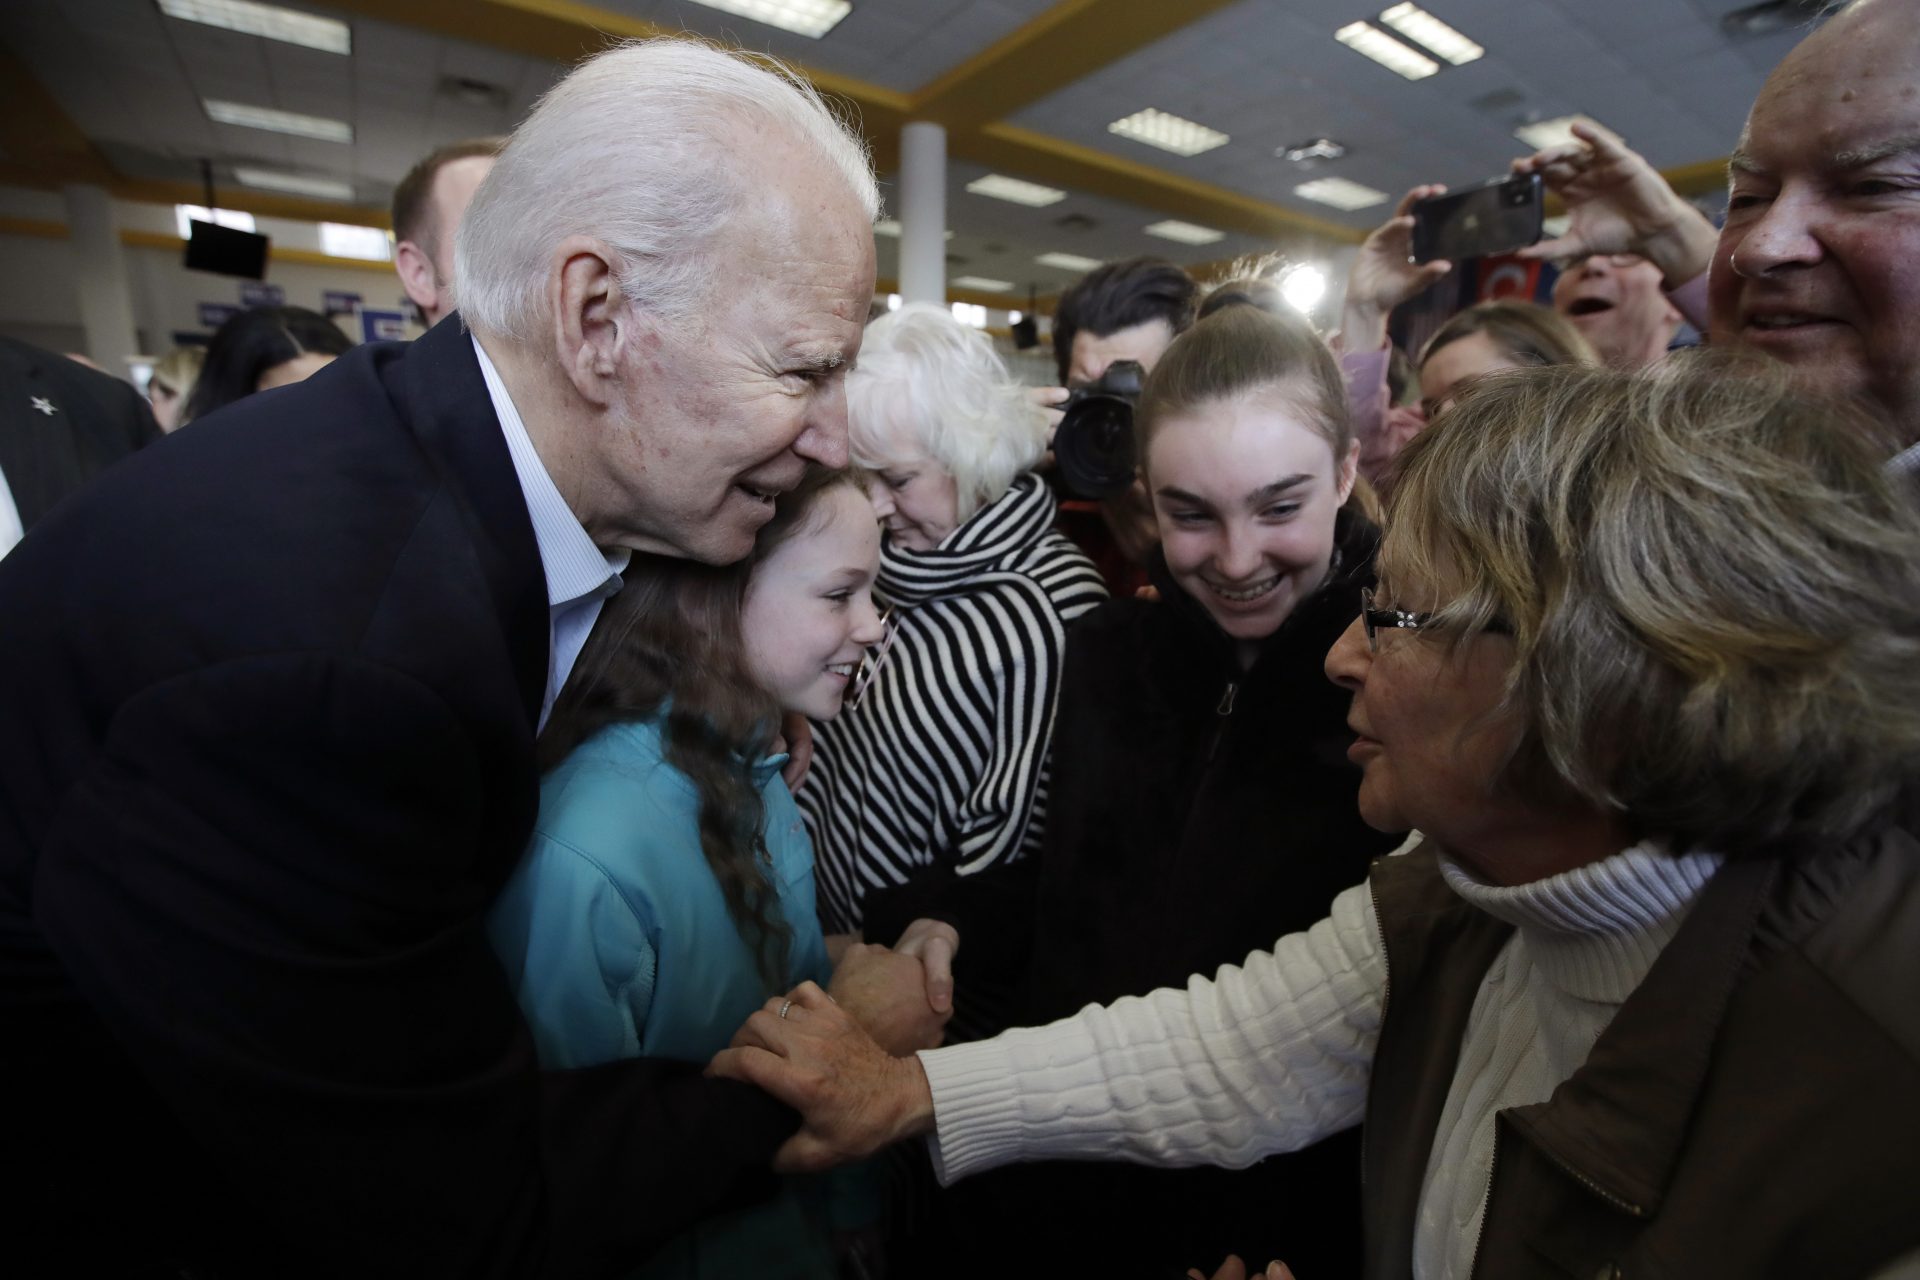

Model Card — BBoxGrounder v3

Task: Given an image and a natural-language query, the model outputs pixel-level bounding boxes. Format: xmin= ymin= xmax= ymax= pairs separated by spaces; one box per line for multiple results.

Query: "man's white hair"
xmin=454 ymin=38 xmax=878 ymax=341
xmin=848 ymin=303 xmax=1048 ymax=518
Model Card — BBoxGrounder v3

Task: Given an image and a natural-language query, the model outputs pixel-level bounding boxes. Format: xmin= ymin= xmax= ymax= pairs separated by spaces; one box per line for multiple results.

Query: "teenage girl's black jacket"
xmin=1024 ymin=505 xmax=1403 ymax=1022
xmin=906 ymin=508 xmax=1405 ymax=1276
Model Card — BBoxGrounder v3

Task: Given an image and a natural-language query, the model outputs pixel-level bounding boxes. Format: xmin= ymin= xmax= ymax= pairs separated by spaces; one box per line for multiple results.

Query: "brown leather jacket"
xmin=1359 ymin=825 xmax=1920 ymax=1279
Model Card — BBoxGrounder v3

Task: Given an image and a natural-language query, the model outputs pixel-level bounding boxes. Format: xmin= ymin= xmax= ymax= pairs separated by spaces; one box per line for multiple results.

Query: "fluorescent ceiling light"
xmin=1282 ymin=265 xmax=1327 ymax=313
xmin=1295 ymin=176 xmax=1391 ymax=210
xmin=157 ymin=0 xmax=350 ymax=55
xmin=1514 ymin=113 xmax=1606 ymax=152
xmin=965 ymin=174 xmax=1067 ymax=207
xmin=1036 ymin=252 xmax=1103 ymax=272
xmin=951 ymin=302 xmax=989 ymax=328
xmin=1107 ymin=108 xmax=1229 ymax=157
xmin=205 ymin=99 xmax=353 ymax=143
xmin=1379 ymin=3 xmax=1483 ymax=65
xmin=1145 ymin=219 xmax=1224 ymax=246
xmin=953 ymin=276 xmax=1013 ymax=292
xmin=684 ymin=0 xmax=851 ymax=39
xmin=234 ymin=166 xmax=353 ymax=201
xmin=319 ymin=222 xmax=391 ymax=261
xmin=1335 ymin=21 xmax=1439 ymax=80
xmin=872 ymin=219 xmax=952 ymax=240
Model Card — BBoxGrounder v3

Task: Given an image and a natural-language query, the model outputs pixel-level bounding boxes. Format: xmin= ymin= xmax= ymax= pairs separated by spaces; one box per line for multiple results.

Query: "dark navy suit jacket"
xmin=0 ymin=317 xmax=794 ymax=1278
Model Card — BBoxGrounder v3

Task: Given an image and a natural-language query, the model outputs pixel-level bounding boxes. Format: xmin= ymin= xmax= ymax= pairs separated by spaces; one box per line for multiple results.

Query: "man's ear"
xmin=394 ymin=240 xmax=439 ymax=314
xmin=549 ymin=236 xmax=643 ymax=408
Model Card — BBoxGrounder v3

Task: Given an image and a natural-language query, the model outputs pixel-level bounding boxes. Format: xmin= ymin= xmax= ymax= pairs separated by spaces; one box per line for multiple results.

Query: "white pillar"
xmin=62 ymin=184 xmax=141 ymax=381
xmin=898 ymin=121 xmax=947 ymax=306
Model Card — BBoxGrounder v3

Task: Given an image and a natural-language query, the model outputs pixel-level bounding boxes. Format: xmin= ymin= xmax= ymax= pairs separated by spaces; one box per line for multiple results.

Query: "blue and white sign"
xmin=360 ymin=308 xmax=409 ymax=342
xmin=323 ymin=289 xmax=363 ymax=315
xmin=197 ymin=302 xmax=241 ymax=330
xmin=240 ymin=281 xmax=286 ymax=308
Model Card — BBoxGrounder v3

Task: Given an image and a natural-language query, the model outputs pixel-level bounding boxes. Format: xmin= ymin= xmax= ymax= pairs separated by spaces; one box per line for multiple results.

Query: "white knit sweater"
xmin=919 ymin=842 xmax=1723 ymax=1276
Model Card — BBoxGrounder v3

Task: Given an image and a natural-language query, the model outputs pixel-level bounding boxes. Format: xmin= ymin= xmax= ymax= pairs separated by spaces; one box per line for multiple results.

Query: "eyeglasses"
xmin=1360 ymin=586 xmax=1509 ymax=653
xmin=846 ymin=609 xmax=899 ymax=711
xmin=1360 ymin=586 xmax=1431 ymax=652
xmin=1556 ymin=251 xmax=1648 ymax=272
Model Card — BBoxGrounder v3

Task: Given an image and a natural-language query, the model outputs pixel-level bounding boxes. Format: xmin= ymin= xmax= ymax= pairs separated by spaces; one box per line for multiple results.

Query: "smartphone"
xmin=1410 ymin=174 xmax=1543 ymax=263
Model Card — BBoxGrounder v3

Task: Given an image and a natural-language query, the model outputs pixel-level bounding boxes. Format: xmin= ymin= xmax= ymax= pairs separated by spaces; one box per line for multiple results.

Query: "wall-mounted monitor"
xmin=183 ymin=219 xmax=270 ymax=279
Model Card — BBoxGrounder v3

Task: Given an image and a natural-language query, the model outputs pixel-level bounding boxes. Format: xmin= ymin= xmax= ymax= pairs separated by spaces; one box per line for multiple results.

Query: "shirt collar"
xmin=471 ymin=334 xmax=628 ymax=609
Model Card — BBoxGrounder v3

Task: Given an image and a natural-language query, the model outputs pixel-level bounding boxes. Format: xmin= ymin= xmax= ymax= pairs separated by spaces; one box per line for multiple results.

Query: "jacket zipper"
xmin=1360 ymin=875 xmax=1392 ymax=1202
xmin=1466 ymin=1122 xmax=1499 ymax=1280
xmin=1205 ymin=678 xmax=1238 ymax=761
xmin=1533 ymin=1140 xmax=1647 ymax=1218
xmin=1466 ymin=1117 xmax=1644 ymax=1280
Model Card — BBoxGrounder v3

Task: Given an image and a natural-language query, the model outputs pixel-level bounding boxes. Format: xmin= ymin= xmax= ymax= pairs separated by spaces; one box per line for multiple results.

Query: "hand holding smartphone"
xmin=1410 ymin=174 xmax=1544 ymax=263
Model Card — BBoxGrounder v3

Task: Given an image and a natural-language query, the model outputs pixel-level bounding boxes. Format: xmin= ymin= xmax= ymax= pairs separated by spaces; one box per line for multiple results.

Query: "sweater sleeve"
xmin=1341 ymin=343 xmax=1393 ymax=461
xmin=490 ymin=831 xmax=659 ymax=1071
xmin=1665 ymin=271 xmax=1710 ymax=332
xmin=918 ymin=880 xmax=1386 ymax=1184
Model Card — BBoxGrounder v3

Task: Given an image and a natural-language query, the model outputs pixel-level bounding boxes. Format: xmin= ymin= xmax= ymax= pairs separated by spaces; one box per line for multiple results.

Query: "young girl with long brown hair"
xmin=487 ymin=468 xmax=884 ymax=1277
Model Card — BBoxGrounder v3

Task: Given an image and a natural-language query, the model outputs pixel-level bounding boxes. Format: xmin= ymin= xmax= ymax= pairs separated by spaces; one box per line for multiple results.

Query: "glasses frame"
xmin=1360 ymin=586 xmax=1511 ymax=652
xmin=1360 ymin=586 xmax=1432 ymax=652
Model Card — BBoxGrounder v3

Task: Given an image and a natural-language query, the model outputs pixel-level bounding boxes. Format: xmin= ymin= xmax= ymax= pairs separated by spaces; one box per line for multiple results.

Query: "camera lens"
xmin=1054 ymin=394 xmax=1136 ymax=499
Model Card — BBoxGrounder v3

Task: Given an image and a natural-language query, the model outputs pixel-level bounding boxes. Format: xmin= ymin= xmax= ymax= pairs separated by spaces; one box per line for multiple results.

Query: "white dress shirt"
xmin=0 ymin=464 xmax=22 ymax=560
xmin=472 ymin=335 xmax=628 ymax=730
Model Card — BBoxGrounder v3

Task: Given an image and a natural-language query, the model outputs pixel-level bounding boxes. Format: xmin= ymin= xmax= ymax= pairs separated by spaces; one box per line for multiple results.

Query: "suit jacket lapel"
xmin=395 ymin=316 xmax=550 ymax=731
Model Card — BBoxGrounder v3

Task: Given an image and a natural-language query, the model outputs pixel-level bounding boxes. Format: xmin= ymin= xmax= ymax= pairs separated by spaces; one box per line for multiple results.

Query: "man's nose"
xmin=1731 ymin=190 xmax=1825 ymax=278
xmin=794 ymin=381 xmax=851 ymax=470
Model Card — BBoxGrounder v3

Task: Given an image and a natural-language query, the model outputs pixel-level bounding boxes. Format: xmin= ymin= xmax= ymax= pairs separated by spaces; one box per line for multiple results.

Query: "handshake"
xmin=708 ymin=918 xmax=957 ymax=1171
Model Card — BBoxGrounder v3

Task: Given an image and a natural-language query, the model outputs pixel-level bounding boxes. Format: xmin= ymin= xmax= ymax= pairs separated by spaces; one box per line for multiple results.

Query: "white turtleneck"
xmin=1414 ymin=843 xmax=1723 ymax=1280
xmin=918 ymin=841 xmax=1723 ymax=1275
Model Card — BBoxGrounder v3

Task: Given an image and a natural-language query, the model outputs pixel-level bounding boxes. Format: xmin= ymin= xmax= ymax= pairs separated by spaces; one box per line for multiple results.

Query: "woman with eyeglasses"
xmin=718 ymin=353 xmax=1920 ymax=1279
xmin=797 ymin=303 xmax=1107 ymax=1043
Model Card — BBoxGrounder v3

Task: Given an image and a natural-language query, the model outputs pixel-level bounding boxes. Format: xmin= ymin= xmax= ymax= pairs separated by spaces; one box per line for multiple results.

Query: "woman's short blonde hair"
xmin=1419 ymin=300 xmax=1596 ymax=372
xmin=846 ymin=303 xmax=1047 ymax=518
xmin=1384 ymin=350 xmax=1920 ymax=855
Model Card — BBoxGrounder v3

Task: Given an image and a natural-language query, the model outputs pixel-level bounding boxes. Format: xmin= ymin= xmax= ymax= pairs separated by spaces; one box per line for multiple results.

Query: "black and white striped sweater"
xmin=800 ymin=472 xmax=1107 ymax=938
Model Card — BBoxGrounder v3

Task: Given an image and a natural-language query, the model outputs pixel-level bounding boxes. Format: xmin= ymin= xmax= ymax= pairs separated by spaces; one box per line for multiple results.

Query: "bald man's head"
xmin=1709 ymin=0 xmax=1920 ymax=440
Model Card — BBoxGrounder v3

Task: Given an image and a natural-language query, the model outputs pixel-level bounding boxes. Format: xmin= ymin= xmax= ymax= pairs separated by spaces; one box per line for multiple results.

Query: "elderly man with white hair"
xmin=0 ymin=39 xmax=887 ymax=1280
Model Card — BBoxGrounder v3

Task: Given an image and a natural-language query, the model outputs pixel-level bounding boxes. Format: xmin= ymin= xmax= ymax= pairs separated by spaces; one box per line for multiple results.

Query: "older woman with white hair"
xmin=798 ymin=303 xmax=1107 ymax=1038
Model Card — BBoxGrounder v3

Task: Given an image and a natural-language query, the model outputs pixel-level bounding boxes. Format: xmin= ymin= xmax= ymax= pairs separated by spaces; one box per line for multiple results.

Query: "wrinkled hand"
xmin=891 ymin=917 xmax=960 ymax=1015
xmin=1510 ymin=119 xmax=1716 ymax=283
xmin=778 ymin=712 xmax=815 ymax=792
xmin=829 ymin=941 xmax=951 ymax=1054
xmin=1187 ymin=1257 xmax=1297 ymax=1280
xmin=710 ymin=981 xmax=937 ymax=1172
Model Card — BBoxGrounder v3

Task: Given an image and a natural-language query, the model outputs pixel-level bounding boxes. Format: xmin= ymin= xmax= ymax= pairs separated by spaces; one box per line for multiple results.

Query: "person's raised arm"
xmin=1339 ymin=184 xmax=1456 ymax=357
xmin=1511 ymin=119 xmax=1718 ymax=289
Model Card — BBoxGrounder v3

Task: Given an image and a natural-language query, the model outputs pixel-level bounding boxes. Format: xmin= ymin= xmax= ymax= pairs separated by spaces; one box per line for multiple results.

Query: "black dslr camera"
xmin=1053 ymin=359 xmax=1145 ymax=500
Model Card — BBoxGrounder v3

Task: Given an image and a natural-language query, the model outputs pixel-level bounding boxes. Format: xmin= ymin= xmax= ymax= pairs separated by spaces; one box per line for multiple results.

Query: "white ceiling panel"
xmin=0 ymin=0 xmax=1828 ymax=291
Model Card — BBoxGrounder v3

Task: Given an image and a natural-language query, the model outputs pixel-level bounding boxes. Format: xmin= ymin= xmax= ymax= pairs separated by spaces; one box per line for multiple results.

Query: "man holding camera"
xmin=1045 ymin=257 xmax=1200 ymax=595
